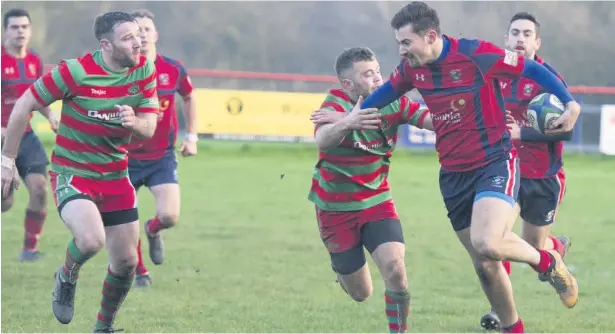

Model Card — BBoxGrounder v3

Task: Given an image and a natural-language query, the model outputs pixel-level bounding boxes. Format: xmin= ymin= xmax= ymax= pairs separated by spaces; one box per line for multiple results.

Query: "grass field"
xmin=2 ymin=140 xmax=615 ymax=333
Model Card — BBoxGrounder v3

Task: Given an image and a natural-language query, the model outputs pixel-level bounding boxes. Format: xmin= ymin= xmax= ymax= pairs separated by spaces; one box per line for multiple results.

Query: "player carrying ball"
xmin=309 ymin=46 xmax=432 ymax=333
xmin=1 ymin=11 xmax=159 ymax=332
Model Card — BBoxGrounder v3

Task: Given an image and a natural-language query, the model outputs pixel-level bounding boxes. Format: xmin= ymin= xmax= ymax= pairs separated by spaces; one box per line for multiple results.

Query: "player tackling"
xmin=480 ymin=12 xmax=573 ymax=331
xmin=308 ymin=47 xmax=432 ymax=333
xmin=1 ymin=8 xmax=59 ymax=261
xmin=129 ymin=9 xmax=198 ymax=288
xmin=355 ymin=2 xmax=580 ymax=332
xmin=1 ymin=11 xmax=159 ymax=332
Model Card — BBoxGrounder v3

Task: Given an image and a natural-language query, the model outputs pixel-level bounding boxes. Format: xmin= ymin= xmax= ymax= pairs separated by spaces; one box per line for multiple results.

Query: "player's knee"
xmin=111 ymin=254 xmax=138 ymax=276
xmin=27 ymin=177 xmax=48 ymax=203
xmin=158 ymin=212 xmax=179 ymax=227
xmin=75 ymin=233 xmax=106 ymax=255
xmin=1 ymin=197 xmax=14 ymax=212
xmin=347 ymin=284 xmax=373 ymax=302
xmin=380 ymin=256 xmax=408 ymax=290
xmin=471 ymin=236 xmax=503 ymax=261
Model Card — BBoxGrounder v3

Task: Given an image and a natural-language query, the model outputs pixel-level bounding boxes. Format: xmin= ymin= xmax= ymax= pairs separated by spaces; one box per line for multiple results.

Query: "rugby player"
xmin=1 ymin=11 xmax=159 ymax=332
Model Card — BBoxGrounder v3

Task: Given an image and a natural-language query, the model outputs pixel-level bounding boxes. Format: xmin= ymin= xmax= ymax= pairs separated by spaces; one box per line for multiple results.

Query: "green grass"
xmin=2 ymin=140 xmax=615 ymax=333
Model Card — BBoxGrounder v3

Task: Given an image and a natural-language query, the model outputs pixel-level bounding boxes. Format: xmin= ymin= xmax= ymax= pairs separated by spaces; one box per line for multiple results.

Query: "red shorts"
xmin=50 ymin=171 xmax=137 ymax=214
xmin=316 ymin=200 xmax=400 ymax=253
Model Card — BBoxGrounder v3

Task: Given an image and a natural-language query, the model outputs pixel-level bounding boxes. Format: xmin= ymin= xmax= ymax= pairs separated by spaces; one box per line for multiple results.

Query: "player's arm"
xmin=469 ymin=41 xmax=580 ymax=134
xmin=2 ymin=62 xmax=70 ymax=159
xmin=398 ymin=97 xmax=433 ymax=130
xmin=132 ymin=60 xmax=159 ymax=139
xmin=33 ymin=58 xmax=59 ymax=131
xmin=315 ymin=96 xmax=379 ymax=150
xmin=520 ymin=127 xmax=572 ymax=142
xmin=177 ymin=66 xmax=198 ymax=147
xmin=360 ymin=60 xmax=413 ymax=110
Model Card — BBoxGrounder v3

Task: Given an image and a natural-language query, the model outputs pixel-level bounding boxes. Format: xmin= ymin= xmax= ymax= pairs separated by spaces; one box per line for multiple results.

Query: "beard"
xmin=111 ymin=43 xmax=138 ymax=68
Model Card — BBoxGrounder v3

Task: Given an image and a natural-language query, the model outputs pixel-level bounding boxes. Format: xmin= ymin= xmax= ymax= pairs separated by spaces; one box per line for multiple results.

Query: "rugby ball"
xmin=526 ymin=93 xmax=565 ymax=133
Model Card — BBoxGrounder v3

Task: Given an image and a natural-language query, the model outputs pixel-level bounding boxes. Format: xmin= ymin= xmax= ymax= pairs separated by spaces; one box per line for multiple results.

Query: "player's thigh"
xmin=439 ymin=168 xmax=477 ymax=232
xmin=362 ymin=210 xmax=406 ymax=284
xmin=316 ymin=206 xmax=366 ymax=275
xmin=471 ymin=155 xmax=521 ymax=244
xmin=23 ymin=171 xmax=48 ymax=203
xmin=149 ymin=184 xmax=180 ymax=221
xmin=455 ymin=228 xmax=503 ymax=286
xmin=105 ymin=220 xmax=140 ymax=274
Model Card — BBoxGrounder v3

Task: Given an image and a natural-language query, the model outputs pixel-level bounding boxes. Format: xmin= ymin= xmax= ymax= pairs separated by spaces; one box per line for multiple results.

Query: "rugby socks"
xmin=385 ymin=289 xmax=410 ymax=333
xmin=548 ymin=235 xmax=565 ymax=255
xmin=135 ymin=239 xmax=149 ymax=276
xmin=146 ymin=217 xmax=166 ymax=235
xmin=23 ymin=209 xmax=46 ymax=251
xmin=95 ymin=267 xmax=134 ymax=330
xmin=532 ymin=250 xmax=553 ymax=273
xmin=59 ymin=238 xmax=96 ymax=283
xmin=502 ymin=318 xmax=525 ymax=333
xmin=502 ymin=261 xmax=511 ymax=276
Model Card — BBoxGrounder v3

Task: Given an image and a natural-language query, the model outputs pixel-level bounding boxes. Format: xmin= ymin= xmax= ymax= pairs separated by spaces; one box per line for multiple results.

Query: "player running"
xmin=1 ymin=11 xmax=158 ymax=332
xmin=356 ymin=2 xmax=580 ymax=332
xmin=480 ymin=12 xmax=573 ymax=331
xmin=308 ymin=47 xmax=432 ymax=333
xmin=1 ymin=8 xmax=59 ymax=262
xmin=129 ymin=9 xmax=198 ymax=288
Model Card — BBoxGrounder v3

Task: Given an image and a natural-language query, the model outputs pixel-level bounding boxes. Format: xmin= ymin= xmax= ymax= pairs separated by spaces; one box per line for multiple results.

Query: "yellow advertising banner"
xmin=193 ymin=88 xmax=326 ymax=141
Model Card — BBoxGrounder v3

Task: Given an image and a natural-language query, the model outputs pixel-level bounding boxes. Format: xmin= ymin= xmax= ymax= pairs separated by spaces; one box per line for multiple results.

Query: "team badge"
xmin=159 ymin=73 xmax=170 ymax=85
xmin=28 ymin=63 xmax=37 ymax=76
xmin=128 ymin=84 xmax=140 ymax=95
xmin=523 ymin=84 xmax=533 ymax=96
xmin=491 ymin=176 xmax=506 ymax=188
xmin=450 ymin=69 xmax=461 ymax=82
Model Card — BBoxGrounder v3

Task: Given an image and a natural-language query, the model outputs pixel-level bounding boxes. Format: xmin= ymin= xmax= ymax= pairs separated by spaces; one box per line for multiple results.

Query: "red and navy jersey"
xmin=1 ymin=46 xmax=44 ymax=132
xmin=128 ymin=54 xmax=194 ymax=161
xmin=499 ymin=56 xmax=566 ymax=179
xmin=389 ymin=36 xmax=525 ymax=172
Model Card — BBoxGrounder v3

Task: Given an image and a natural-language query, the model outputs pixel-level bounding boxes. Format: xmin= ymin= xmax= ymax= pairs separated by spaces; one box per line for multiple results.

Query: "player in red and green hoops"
xmin=308 ymin=47 xmax=433 ymax=333
xmin=1 ymin=12 xmax=159 ymax=333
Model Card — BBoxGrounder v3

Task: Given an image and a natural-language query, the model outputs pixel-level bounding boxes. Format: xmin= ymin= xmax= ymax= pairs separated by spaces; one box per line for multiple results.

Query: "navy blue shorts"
xmin=16 ymin=130 xmax=49 ymax=180
xmin=439 ymin=153 xmax=520 ymax=232
xmin=519 ymin=170 xmax=566 ymax=226
xmin=128 ymin=151 xmax=178 ymax=191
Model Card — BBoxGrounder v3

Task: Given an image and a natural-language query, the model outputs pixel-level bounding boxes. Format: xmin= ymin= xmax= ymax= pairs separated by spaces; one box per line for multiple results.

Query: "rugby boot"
xmin=543 ymin=250 xmax=579 ymax=308
xmin=134 ymin=273 xmax=152 ymax=288
xmin=19 ymin=249 xmax=43 ymax=262
xmin=539 ymin=235 xmax=571 ymax=281
xmin=52 ymin=267 xmax=77 ymax=324
xmin=480 ymin=309 xmax=500 ymax=331
xmin=145 ymin=220 xmax=164 ymax=265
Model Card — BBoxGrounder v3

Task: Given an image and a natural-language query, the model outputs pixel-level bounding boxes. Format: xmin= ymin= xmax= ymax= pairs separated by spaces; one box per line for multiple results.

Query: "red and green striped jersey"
xmin=30 ymin=50 xmax=158 ymax=180
xmin=308 ymin=89 xmax=428 ymax=211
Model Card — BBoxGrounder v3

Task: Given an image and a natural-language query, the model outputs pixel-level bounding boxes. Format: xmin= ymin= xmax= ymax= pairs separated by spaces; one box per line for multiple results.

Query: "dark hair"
xmin=93 ymin=11 xmax=136 ymax=41
xmin=131 ymin=9 xmax=155 ymax=21
xmin=3 ymin=8 xmax=31 ymax=29
xmin=334 ymin=47 xmax=376 ymax=78
xmin=509 ymin=12 xmax=540 ymax=35
xmin=390 ymin=1 xmax=441 ymax=35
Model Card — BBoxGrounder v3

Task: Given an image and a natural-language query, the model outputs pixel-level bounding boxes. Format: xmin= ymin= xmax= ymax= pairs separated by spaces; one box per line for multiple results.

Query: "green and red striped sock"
xmin=94 ymin=267 xmax=134 ymax=330
xmin=385 ymin=289 xmax=410 ymax=333
xmin=59 ymin=238 xmax=95 ymax=283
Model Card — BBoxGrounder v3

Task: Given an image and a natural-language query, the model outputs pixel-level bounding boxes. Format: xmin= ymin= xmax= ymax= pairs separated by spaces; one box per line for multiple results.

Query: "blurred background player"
xmin=358 ymin=2 xmax=581 ymax=332
xmin=480 ymin=12 xmax=573 ymax=331
xmin=1 ymin=8 xmax=59 ymax=262
xmin=129 ymin=9 xmax=198 ymax=288
xmin=1 ymin=11 xmax=159 ymax=332
xmin=309 ymin=47 xmax=432 ymax=334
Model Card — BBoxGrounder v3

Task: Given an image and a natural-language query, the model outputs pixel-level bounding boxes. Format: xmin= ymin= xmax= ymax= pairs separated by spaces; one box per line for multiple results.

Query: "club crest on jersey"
xmin=28 ymin=63 xmax=37 ymax=75
xmin=523 ymin=84 xmax=534 ymax=96
xmin=450 ymin=69 xmax=461 ymax=82
xmin=128 ymin=84 xmax=140 ymax=95
xmin=159 ymin=73 xmax=170 ymax=85
xmin=88 ymin=109 xmax=121 ymax=121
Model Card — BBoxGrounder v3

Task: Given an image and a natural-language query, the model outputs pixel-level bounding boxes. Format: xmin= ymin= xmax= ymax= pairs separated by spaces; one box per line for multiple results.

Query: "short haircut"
xmin=93 ymin=11 xmax=136 ymax=41
xmin=3 ymin=8 xmax=31 ymax=29
xmin=508 ymin=12 xmax=540 ymax=35
xmin=390 ymin=1 xmax=441 ymax=35
xmin=334 ymin=47 xmax=376 ymax=78
xmin=131 ymin=9 xmax=155 ymax=21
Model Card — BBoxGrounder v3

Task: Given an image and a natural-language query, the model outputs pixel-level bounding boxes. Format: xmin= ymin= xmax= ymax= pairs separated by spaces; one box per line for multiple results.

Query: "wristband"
xmin=185 ymin=133 xmax=198 ymax=143
xmin=1 ymin=155 xmax=15 ymax=168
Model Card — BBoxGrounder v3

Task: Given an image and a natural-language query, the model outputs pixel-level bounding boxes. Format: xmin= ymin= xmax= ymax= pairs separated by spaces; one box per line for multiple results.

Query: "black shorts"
xmin=128 ymin=151 xmax=178 ymax=191
xmin=519 ymin=170 xmax=566 ymax=226
xmin=16 ymin=130 xmax=49 ymax=179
